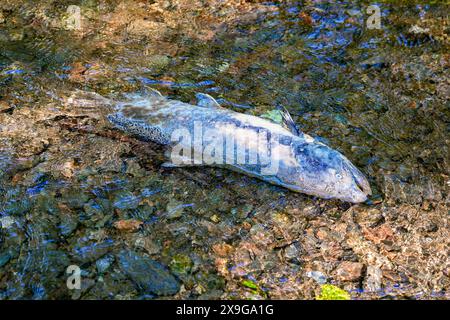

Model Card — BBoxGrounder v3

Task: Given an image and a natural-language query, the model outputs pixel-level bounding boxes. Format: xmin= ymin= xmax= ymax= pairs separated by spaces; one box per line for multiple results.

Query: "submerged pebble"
xmin=72 ymin=240 xmax=115 ymax=263
xmin=113 ymin=191 xmax=141 ymax=210
xmin=306 ymin=271 xmax=327 ymax=284
xmin=96 ymin=255 xmax=115 ymax=274
xmin=0 ymin=216 xmax=16 ymax=229
xmin=0 ymin=252 xmax=11 ymax=267
xmin=117 ymin=250 xmax=180 ymax=296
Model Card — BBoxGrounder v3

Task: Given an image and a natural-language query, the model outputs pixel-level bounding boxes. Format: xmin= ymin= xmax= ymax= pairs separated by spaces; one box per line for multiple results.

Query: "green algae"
xmin=316 ymin=285 xmax=351 ymax=300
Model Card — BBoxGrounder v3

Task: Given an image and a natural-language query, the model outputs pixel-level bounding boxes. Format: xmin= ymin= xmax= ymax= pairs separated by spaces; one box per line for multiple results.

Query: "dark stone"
xmin=0 ymin=251 xmax=11 ymax=267
xmin=72 ymin=240 xmax=114 ymax=263
xmin=117 ymin=250 xmax=180 ymax=296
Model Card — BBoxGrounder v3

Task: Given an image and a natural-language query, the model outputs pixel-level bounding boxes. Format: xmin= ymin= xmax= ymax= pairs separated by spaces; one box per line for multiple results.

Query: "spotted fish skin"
xmin=104 ymin=91 xmax=371 ymax=203
xmin=107 ymin=113 xmax=171 ymax=145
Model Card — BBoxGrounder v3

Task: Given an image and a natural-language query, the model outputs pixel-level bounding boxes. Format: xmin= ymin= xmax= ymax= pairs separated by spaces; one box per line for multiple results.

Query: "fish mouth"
xmin=342 ymin=157 xmax=372 ymax=203
xmin=349 ymin=181 xmax=370 ymax=203
xmin=350 ymin=171 xmax=372 ymax=204
xmin=352 ymin=171 xmax=372 ymax=196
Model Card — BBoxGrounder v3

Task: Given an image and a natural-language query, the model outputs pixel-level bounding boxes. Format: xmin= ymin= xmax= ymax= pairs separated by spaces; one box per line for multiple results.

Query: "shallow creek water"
xmin=0 ymin=1 xmax=448 ymax=299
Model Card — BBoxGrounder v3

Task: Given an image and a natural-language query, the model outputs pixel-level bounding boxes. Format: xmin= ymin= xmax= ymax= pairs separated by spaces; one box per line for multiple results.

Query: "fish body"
xmin=106 ymin=91 xmax=371 ymax=203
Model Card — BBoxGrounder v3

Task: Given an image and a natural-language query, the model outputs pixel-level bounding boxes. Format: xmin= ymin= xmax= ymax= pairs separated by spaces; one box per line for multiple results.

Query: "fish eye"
xmin=279 ymin=136 xmax=292 ymax=146
xmin=295 ymin=144 xmax=306 ymax=154
xmin=336 ymin=173 xmax=343 ymax=179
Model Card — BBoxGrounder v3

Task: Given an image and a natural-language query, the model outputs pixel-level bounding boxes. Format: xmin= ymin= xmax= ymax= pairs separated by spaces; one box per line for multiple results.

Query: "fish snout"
xmin=343 ymin=158 xmax=372 ymax=203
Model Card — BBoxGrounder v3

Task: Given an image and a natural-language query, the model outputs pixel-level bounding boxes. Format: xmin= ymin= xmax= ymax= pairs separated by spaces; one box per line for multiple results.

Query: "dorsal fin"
xmin=122 ymin=87 xmax=164 ymax=102
xmin=195 ymin=93 xmax=221 ymax=108
xmin=276 ymin=105 xmax=302 ymax=136
xmin=141 ymin=87 xmax=163 ymax=98
xmin=146 ymin=87 xmax=163 ymax=98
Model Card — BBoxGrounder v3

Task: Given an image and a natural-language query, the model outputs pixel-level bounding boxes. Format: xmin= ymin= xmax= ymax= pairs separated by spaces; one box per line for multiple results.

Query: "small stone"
xmin=169 ymin=254 xmax=193 ymax=276
xmin=212 ymin=243 xmax=234 ymax=257
xmin=113 ymin=191 xmax=140 ymax=210
xmin=68 ymin=62 xmax=88 ymax=82
xmin=364 ymin=266 xmax=382 ymax=292
xmin=409 ymin=25 xmax=429 ymax=34
xmin=83 ymin=200 xmax=105 ymax=217
xmin=65 ymin=190 xmax=90 ymax=209
xmin=382 ymin=269 xmax=402 ymax=283
xmin=421 ymin=200 xmax=432 ymax=211
xmin=284 ymin=243 xmax=301 ymax=264
xmin=239 ymin=204 xmax=254 ymax=219
xmin=72 ymin=240 xmax=114 ymax=263
xmin=421 ymin=221 xmax=438 ymax=233
xmin=166 ymin=199 xmax=191 ymax=219
xmin=194 ymin=284 xmax=207 ymax=295
xmin=0 ymin=252 xmax=11 ymax=267
xmin=354 ymin=208 xmax=383 ymax=227
xmin=96 ymin=255 xmax=114 ymax=274
xmin=232 ymin=204 xmax=254 ymax=220
xmin=363 ymin=224 xmax=394 ymax=244
xmin=114 ymin=219 xmax=143 ymax=232
xmin=316 ymin=228 xmax=330 ymax=240
xmin=306 ymin=271 xmax=327 ymax=284
xmin=167 ymin=221 xmax=191 ymax=236
xmin=198 ymin=289 xmax=224 ymax=300
xmin=125 ymin=159 xmax=145 ymax=177
xmin=0 ymin=216 xmax=16 ymax=229
xmin=118 ymin=250 xmax=180 ymax=296
xmin=360 ymin=56 xmax=387 ymax=69
xmin=134 ymin=237 xmax=161 ymax=255
xmin=299 ymin=12 xmax=314 ymax=26
xmin=61 ymin=160 xmax=76 ymax=178
xmin=0 ymin=100 xmax=10 ymax=111
xmin=346 ymin=9 xmax=362 ymax=17
xmin=71 ymin=278 xmax=96 ymax=300
xmin=10 ymin=30 xmax=23 ymax=41
xmin=210 ymin=214 xmax=221 ymax=223
xmin=335 ymin=262 xmax=364 ymax=282
xmin=241 ymin=221 xmax=252 ymax=230
xmin=58 ymin=217 xmax=78 ymax=237
xmin=146 ymin=54 xmax=171 ymax=70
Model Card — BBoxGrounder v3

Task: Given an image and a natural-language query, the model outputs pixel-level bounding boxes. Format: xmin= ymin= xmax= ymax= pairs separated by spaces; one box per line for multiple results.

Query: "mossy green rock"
xmin=316 ymin=284 xmax=351 ymax=300
xmin=146 ymin=55 xmax=171 ymax=70
xmin=169 ymin=254 xmax=193 ymax=276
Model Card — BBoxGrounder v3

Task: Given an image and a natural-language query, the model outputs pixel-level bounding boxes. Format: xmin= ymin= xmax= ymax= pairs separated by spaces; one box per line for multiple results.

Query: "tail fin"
xmin=65 ymin=90 xmax=113 ymax=109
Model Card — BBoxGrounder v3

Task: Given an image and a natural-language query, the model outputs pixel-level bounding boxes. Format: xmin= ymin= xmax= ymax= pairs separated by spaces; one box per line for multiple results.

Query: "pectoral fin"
xmin=145 ymin=87 xmax=164 ymax=98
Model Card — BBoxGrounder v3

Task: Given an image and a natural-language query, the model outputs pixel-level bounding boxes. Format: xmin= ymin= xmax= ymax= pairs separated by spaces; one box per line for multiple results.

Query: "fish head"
xmin=282 ymin=138 xmax=372 ymax=203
